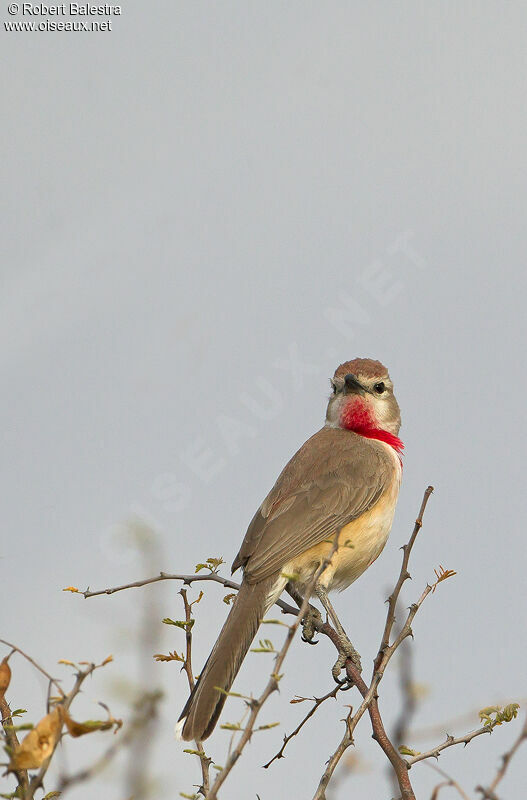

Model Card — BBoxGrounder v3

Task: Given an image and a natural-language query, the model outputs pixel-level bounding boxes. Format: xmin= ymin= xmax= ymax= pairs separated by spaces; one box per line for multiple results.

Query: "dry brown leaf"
xmin=432 ymin=564 xmax=457 ymax=592
xmin=9 ymin=707 xmax=63 ymax=770
xmin=63 ymin=708 xmax=122 ymax=738
xmin=0 ymin=658 xmax=12 ymax=699
xmin=153 ymin=651 xmax=184 ymax=663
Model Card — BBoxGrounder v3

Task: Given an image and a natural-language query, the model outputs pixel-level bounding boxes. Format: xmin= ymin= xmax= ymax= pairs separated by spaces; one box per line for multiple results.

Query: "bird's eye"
xmin=373 ymin=382 xmax=385 ymax=394
xmin=332 ymin=383 xmax=337 ymax=394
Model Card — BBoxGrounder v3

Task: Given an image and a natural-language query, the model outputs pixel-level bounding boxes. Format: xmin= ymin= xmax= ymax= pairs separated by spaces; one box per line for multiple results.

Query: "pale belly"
xmin=282 ymin=464 xmax=401 ymax=596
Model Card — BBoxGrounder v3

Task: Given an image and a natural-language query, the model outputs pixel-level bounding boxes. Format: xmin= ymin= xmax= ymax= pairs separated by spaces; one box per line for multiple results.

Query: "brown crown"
xmin=333 ymin=358 xmax=388 ymax=380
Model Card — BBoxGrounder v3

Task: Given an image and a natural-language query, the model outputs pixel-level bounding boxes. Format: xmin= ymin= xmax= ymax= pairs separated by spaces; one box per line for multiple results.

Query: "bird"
xmin=178 ymin=357 xmax=403 ymax=742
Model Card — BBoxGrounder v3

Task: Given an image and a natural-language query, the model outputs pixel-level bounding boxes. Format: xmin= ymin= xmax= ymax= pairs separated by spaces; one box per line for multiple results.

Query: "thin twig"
xmin=26 ymin=659 xmax=112 ymax=799
xmin=78 ymin=571 xmax=300 ymax=616
xmin=58 ymin=691 xmax=162 ymax=792
xmin=476 ymin=712 xmax=527 ymax=799
xmin=376 ymin=486 xmax=435 ymax=668
xmin=423 ymin=762 xmax=471 ymax=800
xmin=122 ymin=520 xmax=163 ymax=800
xmin=392 ymin=635 xmax=417 ymax=751
xmin=1 ymin=696 xmax=29 ymax=795
xmin=0 ymin=639 xmax=64 ymax=698
xmin=315 ymin=704 xmax=358 ymax=800
xmin=0 ymin=646 xmax=115 ymax=800
xmin=346 ymin=657 xmax=416 ymax=800
xmin=406 ymin=726 xmax=493 ymax=767
xmin=430 ymin=780 xmax=453 ymax=799
xmin=409 ymin=698 xmax=527 ymax=743
xmin=179 ymin=588 xmax=212 ymax=795
xmin=312 ymin=485 xmax=435 ymax=800
xmin=205 ymin=539 xmax=341 ymax=800
xmin=388 ymin=623 xmax=418 ymax=796
xmin=262 ymin=684 xmax=342 ymax=769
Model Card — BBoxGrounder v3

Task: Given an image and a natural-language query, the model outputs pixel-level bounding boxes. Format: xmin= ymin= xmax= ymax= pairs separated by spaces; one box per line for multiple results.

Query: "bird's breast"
xmin=285 ymin=447 xmax=401 ymax=595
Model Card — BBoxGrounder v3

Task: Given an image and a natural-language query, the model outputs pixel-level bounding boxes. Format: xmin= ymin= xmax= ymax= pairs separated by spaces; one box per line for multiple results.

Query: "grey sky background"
xmin=2 ymin=3 xmax=527 ymax=798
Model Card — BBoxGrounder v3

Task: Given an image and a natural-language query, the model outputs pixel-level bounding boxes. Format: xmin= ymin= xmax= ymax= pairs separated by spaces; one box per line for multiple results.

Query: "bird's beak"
xmin=344 ymin=373 xmax=369 ymax=395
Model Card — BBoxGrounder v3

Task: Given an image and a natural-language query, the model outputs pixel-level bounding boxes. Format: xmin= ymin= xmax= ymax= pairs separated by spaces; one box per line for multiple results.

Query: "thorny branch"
xmin=69 ymin=485 xmax=524 ymax=799
xmin=204 ymin=538 xmax=342 ymax=800
xmin=392 ymin=637 xmax=418 ymax=749
xmin=77 ymin=571 xmax=300 ymax=617
xmin=409 ymin=697 xmax=527 ymax=744
xmin=387 ymin=629 xmax=419 ymax=796
xmin=476 ymin=711 xmax=527 ymax=799
xmin=311 ymin=485 xmax=435 ymax=800
xmin=262 ymin=684 xmax=343 ymax=769
xmin=424 ymin=763 xmax=471 ymax=800
xmin=0 ymin=638 xmax=65 ymax=699
xmin=58 ymin=690 xmax=162 ymax=792
xmin=390 ymin=640 xmax=525 ymax=800
xmin=179 ymin=588 xmax=212 ymax=796
xmin=26 ymin=660 xmax=106 ymax=800
xmin=406 ymin=725 xmax=493 ymax=767
xmin=1 ymin=694 xmax=29 ymax=796
xmin=378 ymin=486 xmax=436 ymax=666
xmin=311 ymin=484 xmax=521 ymax=800
xmin=0 ymin=645 xmax=118 ymax=800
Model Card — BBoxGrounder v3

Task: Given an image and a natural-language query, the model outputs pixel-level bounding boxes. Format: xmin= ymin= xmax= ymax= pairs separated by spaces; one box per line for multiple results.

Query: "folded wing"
xmin=232 ymin=427 xmax=393 ymax=583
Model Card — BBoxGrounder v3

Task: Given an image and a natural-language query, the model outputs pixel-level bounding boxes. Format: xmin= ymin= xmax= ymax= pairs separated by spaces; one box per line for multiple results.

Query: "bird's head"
xmin=325 ymin=358 xmax=401 ymax=436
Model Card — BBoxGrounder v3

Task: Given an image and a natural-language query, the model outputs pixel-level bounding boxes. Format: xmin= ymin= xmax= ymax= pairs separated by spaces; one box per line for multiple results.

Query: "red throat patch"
xmin=339 ymin=399 xmax=404 ymax=460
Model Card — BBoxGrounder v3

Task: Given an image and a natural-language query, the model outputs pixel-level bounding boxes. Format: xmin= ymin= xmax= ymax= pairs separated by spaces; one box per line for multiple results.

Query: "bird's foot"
xmin=331 ymin=634 xmax=362 ymax=684
xmin=301 ymin=604 xmax=323 ymax=645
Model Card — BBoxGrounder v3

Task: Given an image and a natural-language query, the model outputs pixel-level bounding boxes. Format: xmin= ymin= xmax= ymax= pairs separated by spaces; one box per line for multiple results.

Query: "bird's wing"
xmin=232 ymin=426 xmax=395 ymax=583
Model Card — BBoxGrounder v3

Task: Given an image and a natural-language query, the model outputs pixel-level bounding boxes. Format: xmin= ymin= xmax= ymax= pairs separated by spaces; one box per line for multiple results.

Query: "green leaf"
xmin=205 ymin=557 xmax=225 ymax=572
xmin=501 ymin=703 xmax=520 ymax=722
xmin=479 ymin=703 xmax=520 ymax=728
xmin=195 ymin=557 xmax=225 ymax=574
xmin=212 ymin=687 xmax=246 ymax=698
xmin=3 ymin=723 xmax=34 ymax=732
xmin=398 ymin=745 xmax=420 ymax=756
xmin=250 ymin=638 xmax=276 ymax=653
xmin=162 ymin=618 xmax=194 ymax=630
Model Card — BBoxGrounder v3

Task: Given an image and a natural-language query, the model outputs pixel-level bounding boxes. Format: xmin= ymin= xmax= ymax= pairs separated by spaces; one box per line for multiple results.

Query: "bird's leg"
xmin=286 ymin=582 xmax=322 ymax=645
xmin=315 ymin=584 xmax=362 ymax=681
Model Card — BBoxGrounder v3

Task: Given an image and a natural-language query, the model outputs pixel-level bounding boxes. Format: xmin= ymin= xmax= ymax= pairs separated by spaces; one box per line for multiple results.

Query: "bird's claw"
xmin=300 ymin=604 xmax=323 ymax=645
xmin=331 ymin=634 xmax=362 ymax=683
xmin=333 ymin=675 xmax=354 ymax=691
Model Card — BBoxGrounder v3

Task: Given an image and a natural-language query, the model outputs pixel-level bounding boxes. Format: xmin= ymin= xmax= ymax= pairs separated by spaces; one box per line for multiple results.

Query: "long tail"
xmin=178 ymin=576 xmax=279 ymax=741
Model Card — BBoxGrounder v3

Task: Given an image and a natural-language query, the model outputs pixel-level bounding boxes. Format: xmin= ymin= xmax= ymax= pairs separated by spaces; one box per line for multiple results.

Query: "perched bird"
xmin=178 ymin=358 xmax=403 ymax=741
